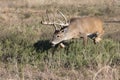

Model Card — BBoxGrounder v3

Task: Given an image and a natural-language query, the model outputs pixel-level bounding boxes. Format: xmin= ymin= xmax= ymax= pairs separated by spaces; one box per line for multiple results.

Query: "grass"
xmin=0 ymin=0 xmax=120 ymax=80
xmin=0 ymin=23 xmax=119 ymax=80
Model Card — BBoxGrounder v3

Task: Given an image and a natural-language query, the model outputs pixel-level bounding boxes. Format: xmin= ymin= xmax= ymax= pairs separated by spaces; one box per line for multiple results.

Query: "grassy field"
xmin=0 ymin=0 xmax=120 ymax=80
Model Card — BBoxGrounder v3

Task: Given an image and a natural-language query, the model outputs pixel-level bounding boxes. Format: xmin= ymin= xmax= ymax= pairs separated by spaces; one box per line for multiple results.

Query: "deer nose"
xmin=50 ymin=41 xmax=55 ymax=46
xmin=51 ymin=42 xmax=55 ymax=45
xmin=49 ymin=40 xmax=54 ymax=44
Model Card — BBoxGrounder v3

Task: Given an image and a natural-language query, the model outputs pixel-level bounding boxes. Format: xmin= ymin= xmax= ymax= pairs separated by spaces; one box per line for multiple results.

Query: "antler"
xmin=41 ymin=10 xmax=69 ymax=30
xmin=57 ymin=10 xmax=69 ymax=26
xmin=41 ymin=10 xmax=58 ymax=30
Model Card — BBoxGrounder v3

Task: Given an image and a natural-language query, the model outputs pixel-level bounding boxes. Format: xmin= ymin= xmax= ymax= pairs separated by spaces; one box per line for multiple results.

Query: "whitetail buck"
xmin=41 ymin=11 xmax=104 ymax=48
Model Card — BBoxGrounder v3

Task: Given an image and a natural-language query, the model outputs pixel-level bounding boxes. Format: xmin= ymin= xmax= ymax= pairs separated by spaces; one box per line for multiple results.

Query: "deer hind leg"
xmin=94 ymin=30 xmax=104 ymax=44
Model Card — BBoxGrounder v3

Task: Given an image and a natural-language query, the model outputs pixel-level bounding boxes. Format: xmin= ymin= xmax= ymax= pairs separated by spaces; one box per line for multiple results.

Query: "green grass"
xmin=0 ymin=23 xmax=119 ymax=79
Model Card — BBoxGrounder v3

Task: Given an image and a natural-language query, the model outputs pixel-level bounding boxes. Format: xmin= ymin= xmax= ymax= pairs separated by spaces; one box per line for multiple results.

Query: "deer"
xmin=41 ymin=10 xmax=104 ymax=48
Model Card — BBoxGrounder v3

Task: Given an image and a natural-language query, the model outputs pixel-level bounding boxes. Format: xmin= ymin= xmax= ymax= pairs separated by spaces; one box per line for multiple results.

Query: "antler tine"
xmin=53 ymin=13 xmax=58 ymax=30
xmin=57 ymin=10 xmax=68 ymax=25
xmin=57 ymin=18 xmax=64 ymax=23
xmin=41 ymin=10 xmax=53 ymax=25
xmin=41 ymin=10 xmax=48 ymax=24
xmin=56 ymin=18 xmax=65 ymax=29
xmin=41 ymin=16 xmax=46 ymax=24
xmin=53 ymin=24 xmax=58 ymax=31
xmin=46 ymin=10 xmax=51 ymax=22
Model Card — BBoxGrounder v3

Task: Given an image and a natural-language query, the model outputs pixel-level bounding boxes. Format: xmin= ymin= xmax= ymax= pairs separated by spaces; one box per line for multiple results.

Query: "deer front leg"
xmin=94 ymin=30 xmax=104 ymax=44
xmin=60 ymin=43 xmax=65 ymax=48
xmin=83 ymin=35 xmax=88 ymax=46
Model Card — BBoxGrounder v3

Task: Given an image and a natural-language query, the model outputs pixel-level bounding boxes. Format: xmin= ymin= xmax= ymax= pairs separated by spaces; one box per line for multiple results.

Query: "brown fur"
xmin=51 ymin=16 xmax=104 ymax=46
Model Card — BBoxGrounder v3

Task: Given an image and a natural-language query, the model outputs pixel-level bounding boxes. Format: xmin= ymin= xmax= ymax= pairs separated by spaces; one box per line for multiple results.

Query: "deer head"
xmin=41 ymin=10 xmax=69 ymax=46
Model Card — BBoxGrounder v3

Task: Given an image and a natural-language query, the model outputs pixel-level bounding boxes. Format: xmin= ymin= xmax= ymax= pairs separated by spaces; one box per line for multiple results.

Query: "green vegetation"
xmin=0 ymin=23 xmax=119 ymax=80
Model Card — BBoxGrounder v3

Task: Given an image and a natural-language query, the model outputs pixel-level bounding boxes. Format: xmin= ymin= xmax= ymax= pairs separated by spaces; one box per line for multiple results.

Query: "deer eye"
xmin=57 ymin=35 xmax=60 ymax=37
xmin=61 ymin=30 xmax=64 ymax=32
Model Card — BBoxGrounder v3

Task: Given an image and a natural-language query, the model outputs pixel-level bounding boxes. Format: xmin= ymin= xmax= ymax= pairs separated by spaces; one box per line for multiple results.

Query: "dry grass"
xmin=0 ymin=0 xmax=120 ymax=8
